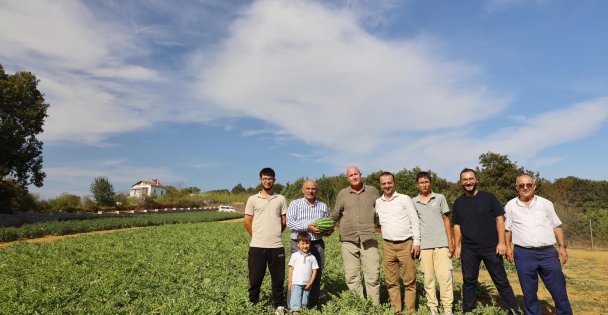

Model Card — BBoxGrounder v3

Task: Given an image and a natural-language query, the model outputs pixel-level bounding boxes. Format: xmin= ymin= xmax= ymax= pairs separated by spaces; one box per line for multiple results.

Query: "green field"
xmin=0 ymin=220 xmax=527 ymax=315
xmin=0 ymin=211 xmax=243 ymax=242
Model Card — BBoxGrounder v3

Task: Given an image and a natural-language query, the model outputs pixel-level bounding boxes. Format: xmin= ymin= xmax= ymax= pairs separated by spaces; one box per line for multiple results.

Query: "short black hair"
xmin=296 ymin=231 xmax=311 ymax=243
xmin=460 ymin=168 xmax=477 ymax=179
xmin=379 ymin=171 xmax=394 ymax=181
xmin=416 ymin=171 xmax=432 ymax=183
xmin=259 ymin=167 xmax=276 ymax=178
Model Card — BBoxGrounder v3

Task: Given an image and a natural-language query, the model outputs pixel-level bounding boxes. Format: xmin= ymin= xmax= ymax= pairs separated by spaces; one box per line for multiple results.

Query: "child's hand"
xmin=288 ymin=283 xmax=292 ymax=291
xmin=304 ymin=284 xmax=312 ymax=291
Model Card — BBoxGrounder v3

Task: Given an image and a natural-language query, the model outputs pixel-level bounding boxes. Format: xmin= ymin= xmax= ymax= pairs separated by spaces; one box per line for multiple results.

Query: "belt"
xmin=515 ymin=245 xmax=554 ymax=251
xmin=383 ymin=237 xmax=412 ymax=244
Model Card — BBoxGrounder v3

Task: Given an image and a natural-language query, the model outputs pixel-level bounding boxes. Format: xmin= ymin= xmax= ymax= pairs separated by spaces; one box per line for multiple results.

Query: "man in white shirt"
xmin=505 ymin=173 xmax=573 ymax=315
xmin=375 ymin=171 xmax=420 ymax=314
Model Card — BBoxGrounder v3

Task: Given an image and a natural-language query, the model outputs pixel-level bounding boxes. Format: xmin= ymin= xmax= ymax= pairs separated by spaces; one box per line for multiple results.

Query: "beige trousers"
xmin=340 ymin=240 xmax=381 ymax=305
xmin=419 ymin=247 xmax=454 ymax=313
xmin=383 ymin=239 xmax=417 ymax=312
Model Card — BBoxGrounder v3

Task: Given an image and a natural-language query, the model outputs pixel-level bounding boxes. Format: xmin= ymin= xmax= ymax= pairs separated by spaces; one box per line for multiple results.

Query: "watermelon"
xmin=315 ymin=217 xmax=336 ymax=232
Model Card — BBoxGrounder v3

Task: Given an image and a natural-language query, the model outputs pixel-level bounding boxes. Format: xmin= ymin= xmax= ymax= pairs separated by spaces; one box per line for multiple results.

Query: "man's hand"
xmin=321 ymin=228 xmax=334 ymax=236
xmin=506 ymin=247 xmax=514 ymax=263
xmin=448 ymin=242 xmax=455 ymax=258
xmin=558 ymin=246 xmax=569 ymax=264
xmin=496 ymin=242 xmax=507 ymax=256
xmin=304 ymin=283 xmax=312 ymax=291
xmin=307 ymin=224 xmax=321 ymax=235
xmin=411 ymin=245 xmax=421 ymax=258
xmin=455 ymin=246 xmax=461 ymax=262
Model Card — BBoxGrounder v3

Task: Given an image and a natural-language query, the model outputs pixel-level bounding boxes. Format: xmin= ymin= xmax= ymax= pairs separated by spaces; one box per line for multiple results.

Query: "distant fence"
xmin=567 ymin=219 xmax=608 ymax=251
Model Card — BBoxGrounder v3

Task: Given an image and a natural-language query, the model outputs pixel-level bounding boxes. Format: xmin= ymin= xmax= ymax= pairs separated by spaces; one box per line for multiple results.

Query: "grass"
xmin=1 ymin=220 xmax=606 ymax=314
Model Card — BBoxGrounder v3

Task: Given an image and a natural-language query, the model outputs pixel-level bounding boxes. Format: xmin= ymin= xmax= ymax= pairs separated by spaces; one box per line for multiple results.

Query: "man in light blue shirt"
xmin=286 ymin=179 xmax=329 ymax=308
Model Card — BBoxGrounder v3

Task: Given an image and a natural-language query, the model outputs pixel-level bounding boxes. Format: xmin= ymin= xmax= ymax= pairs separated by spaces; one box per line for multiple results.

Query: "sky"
xmin=1 ymin=0 xmax=607 ymax=198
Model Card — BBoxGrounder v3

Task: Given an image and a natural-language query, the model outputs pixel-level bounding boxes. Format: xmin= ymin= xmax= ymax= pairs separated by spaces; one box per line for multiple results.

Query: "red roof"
xmin=132 ymin=180 xmax=167 ymax=188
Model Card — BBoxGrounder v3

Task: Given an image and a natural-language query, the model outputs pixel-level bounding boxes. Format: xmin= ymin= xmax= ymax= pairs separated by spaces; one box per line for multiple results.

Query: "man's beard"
xmin=461 ymin=183 xmax=477 ymax=192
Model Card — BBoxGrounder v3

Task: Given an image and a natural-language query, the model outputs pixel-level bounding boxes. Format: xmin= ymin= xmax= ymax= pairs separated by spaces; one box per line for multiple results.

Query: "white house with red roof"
xmin=129 ymin=179 xmax=167 ymax=198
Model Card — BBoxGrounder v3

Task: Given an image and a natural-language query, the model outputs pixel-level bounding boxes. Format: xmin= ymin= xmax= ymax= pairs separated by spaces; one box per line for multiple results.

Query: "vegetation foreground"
xmin=1 ymin=221 xmax=605 ymax=314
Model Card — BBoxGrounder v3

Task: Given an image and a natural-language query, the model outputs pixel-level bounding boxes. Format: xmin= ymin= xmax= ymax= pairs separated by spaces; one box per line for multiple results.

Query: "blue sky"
xmin=1 ymin=0 xmax=607 ymax=198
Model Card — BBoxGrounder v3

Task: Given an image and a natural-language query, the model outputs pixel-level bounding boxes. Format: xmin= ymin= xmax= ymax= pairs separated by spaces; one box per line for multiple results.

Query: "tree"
xmin=90 ymin=176 xmax=116 ymax=207
xmin=182 ymin=186 xmax=201 ymax=195
xmin=475 ymin=152 xmax=541 ymax=204
xmin=272 ymin=182 xmax=285 ymax=195
xmin=0 ymin=64 xmax=49 ymax=212
xmin=231 ymin=183 xmax=246 ymax=194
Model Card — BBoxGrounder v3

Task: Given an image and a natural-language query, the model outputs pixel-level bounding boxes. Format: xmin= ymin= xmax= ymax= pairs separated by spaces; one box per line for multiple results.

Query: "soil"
xmin=0 ymin=227 xmax=142 ymax=248
xmin=453 ymin=249 xmax=608 ymax=315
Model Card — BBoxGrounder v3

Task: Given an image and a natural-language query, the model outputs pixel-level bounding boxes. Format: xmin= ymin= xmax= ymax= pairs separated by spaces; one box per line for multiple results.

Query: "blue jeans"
xmin=461 ymin=246 xmax=519 ymax=313
xmin=290 ymin=284 xmax=309 ymax=311
xmin=514 ymin=246 xmax=572 ymax=315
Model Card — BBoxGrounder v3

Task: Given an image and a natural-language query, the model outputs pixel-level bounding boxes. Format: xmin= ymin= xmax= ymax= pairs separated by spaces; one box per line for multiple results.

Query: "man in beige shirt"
xmin=329 ymin=166 xmax=381 ymax=305
xmin=244 ymin=167 xmax=287 ymax=314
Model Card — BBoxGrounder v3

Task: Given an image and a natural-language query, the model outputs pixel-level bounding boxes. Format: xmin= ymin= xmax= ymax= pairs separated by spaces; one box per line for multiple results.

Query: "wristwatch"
xmin=558 ymin=242 xmax=568 ymax=248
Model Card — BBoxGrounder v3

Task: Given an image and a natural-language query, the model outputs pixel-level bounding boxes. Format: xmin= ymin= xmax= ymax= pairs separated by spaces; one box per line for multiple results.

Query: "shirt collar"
xmin=515 ymin=195 xmax=537 ymax=207
xmin=256 ymin=192 xmax=277 ymax=200
xmin=414 ymin=192 xmax=435 ymax=203
xmin=302 ymin=197 xmax=319 ymax=206
xmin=349 ymin=184 xmax=366 ymax=194
xmin=381 ymin=191 xmax=401 ymax=201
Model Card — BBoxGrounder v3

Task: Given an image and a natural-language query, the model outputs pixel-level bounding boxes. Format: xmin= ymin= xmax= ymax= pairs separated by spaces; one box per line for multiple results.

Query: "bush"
xmin=47 ymin=193 xmax=82 ymax=213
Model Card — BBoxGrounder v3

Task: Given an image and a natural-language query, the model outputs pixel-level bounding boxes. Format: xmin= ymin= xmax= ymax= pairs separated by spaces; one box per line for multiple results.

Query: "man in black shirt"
xmin=453 ymin=168 xmax=519 ymax=314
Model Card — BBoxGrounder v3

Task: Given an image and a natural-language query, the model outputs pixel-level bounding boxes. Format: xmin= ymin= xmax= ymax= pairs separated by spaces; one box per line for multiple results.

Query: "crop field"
xmin=1 ymin=220 xmax=607 ymax=314
xmin=0 ymin=211 xmax=243 ymax=242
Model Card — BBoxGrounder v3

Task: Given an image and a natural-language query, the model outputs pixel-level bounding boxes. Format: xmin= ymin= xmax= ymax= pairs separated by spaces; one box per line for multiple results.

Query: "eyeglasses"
xmin=261 ymin=177 xmax=275 ymax=182
xmin=517 ymin=183 xmax=534 ymax=189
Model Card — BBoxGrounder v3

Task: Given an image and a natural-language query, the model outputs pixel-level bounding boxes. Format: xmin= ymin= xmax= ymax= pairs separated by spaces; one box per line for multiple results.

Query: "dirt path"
xmin=0 ymin=218 xmax=246 ymax=249
xmin=0 ymin=227 xmax=143 ymax=248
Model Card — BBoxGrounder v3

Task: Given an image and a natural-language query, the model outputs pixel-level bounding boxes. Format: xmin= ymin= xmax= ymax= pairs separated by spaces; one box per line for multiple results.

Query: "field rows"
xmin=1 ymin=221 xmax=605 ymax=314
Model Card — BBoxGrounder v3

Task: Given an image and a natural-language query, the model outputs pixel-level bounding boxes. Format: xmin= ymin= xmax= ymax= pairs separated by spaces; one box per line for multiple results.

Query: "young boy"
xmin=288 ymin=231 xmax=319 ymax=312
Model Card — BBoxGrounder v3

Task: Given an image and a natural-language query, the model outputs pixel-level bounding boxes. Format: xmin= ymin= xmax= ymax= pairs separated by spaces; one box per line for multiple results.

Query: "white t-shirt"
xmin=505 ymin=195 xmax=562 ymax=248
xmin=288 ymin=251 xmax=319 ymax=285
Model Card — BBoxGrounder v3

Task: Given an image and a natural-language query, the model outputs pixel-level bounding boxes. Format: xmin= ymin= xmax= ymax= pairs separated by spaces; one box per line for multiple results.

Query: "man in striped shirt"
xmin=286 ymin=179 xmax=330 ymax=308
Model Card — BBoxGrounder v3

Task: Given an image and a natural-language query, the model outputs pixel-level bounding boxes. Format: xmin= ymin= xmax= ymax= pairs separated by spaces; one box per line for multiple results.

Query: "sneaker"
xmin=274 ymin=306 xmax=285 ymax=315
xmin=431 ymin=310 xmax=438 ymax=315
xmin=444 ymin=311 xmax=454 ymax=315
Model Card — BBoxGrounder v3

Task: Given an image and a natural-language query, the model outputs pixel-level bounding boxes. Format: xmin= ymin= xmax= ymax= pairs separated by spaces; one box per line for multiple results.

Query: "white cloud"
xmin=195 ymin=0 xmax=507 ymax=155
xmin=324 ymin=97 xmax=608 ymax=179
xmin=0 ymin=0 xmax=166 ymax=144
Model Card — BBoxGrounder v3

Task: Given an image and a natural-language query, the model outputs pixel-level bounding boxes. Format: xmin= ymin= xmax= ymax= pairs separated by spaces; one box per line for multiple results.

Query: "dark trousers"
xmin=289 ymin=239 xmax=325 ymax=308
xmin=248 ymin=247 xmax=285 ymax=308
xmin=514 ymin=246 xmax=572 ymax=315
xmin=461 ymin=246 xmax=519 ymax=313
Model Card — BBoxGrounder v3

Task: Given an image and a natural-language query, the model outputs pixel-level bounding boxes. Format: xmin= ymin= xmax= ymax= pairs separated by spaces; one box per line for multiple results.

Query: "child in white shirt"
xmin=288 ymin=231 xmax=319 ymax=312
